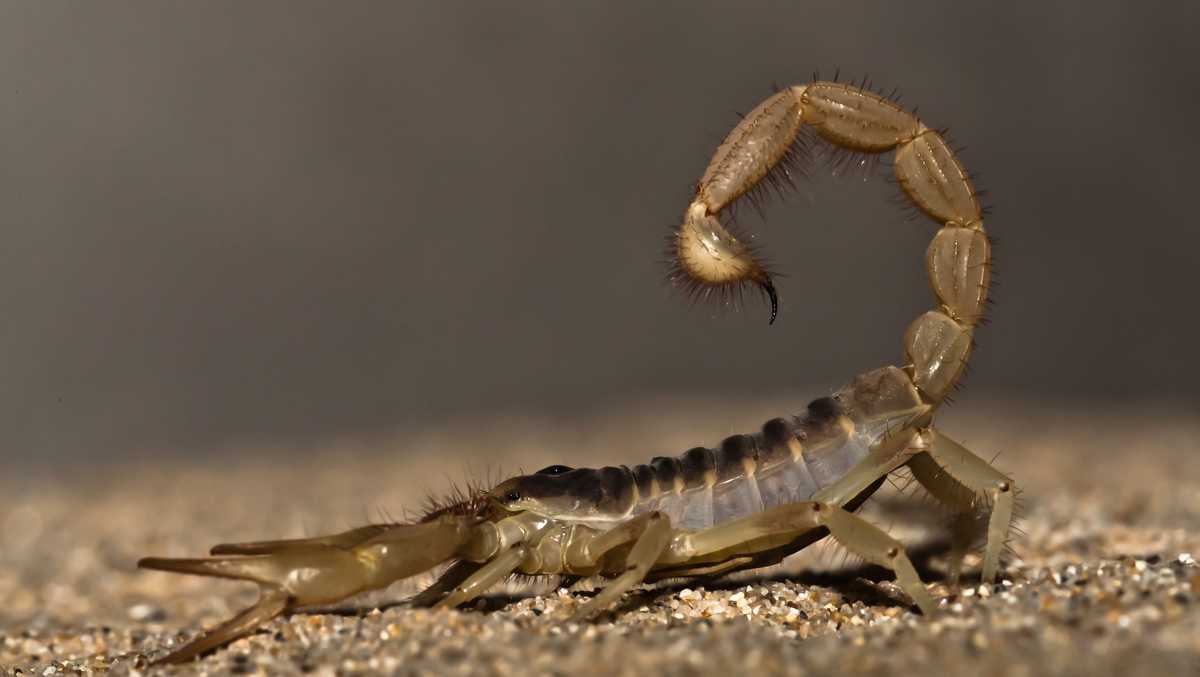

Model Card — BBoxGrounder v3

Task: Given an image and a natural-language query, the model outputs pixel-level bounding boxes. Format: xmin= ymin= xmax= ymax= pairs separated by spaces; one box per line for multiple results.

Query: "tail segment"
xmin=668 ymin=78 xmax=990 ymax=404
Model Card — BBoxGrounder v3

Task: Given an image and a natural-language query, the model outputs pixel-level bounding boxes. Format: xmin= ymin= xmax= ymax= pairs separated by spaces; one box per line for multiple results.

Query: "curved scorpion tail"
xmin=668 ymin=80 xmax=991 ymax=406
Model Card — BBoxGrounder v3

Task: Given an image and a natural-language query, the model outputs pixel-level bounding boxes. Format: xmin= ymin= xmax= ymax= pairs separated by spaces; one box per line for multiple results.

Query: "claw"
xmin=139 ymin=516 xmax=483 ymax=664
xmin=209 ymin=523 xmax=393 ymax=555
xmin=148 ymin=591 xmax=290 ymax=665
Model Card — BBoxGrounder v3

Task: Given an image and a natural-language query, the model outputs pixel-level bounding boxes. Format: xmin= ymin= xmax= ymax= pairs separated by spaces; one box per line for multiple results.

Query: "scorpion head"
xmin=488 ymin=464 xmax=631 ymax=522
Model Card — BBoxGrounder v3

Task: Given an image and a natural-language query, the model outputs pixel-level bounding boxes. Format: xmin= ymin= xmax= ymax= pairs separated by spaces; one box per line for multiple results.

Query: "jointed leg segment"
xmin=435 ymin=544 xmax=529 ymax=610
xmin=673 ymin=501 xmax=935 ymax=615
xmin=907 ymin=428 xmax=1016 ymax=583
xmin=408 ymin=560 xmax=483 ymax=607
xmin=568 ymin=512 xmax=673 ymax=621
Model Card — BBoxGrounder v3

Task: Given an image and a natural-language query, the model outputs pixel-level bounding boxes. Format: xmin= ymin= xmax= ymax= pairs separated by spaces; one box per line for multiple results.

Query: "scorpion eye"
xmin=535 ymin=465 xmax=574 ymax=475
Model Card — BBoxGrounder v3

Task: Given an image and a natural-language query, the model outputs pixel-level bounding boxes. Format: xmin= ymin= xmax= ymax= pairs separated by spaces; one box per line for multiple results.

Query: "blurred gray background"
xmin=3 ymin=1 xmax=1198 ymax=466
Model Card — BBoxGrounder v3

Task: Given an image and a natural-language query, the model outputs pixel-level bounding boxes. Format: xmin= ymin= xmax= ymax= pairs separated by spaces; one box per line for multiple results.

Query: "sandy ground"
xmin=3 ymin=396 xmax=1200 ymax=676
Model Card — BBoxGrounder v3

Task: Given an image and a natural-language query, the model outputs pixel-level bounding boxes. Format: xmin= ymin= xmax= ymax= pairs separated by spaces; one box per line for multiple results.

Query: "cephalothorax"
xmin=140 ymin=77 xmax=1014 ymax=664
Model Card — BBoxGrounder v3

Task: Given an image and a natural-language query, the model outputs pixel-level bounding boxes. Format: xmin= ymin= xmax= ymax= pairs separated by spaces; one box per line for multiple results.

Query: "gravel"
xmin=4 ymin=398 xmax=1199 ymax=676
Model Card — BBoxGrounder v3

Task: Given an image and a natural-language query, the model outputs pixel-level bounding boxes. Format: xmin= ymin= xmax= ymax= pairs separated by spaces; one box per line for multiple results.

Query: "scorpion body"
xmin=139 ymin=78 xmax=1015 ymax=665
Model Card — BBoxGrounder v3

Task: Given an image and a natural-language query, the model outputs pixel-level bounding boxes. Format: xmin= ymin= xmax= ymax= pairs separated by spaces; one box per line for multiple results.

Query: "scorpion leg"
xmin=643 ymin=555 xmax=757 ymax=583
xmin=567 ymin=512 xmax=673 ymax=621
xmin=906 ymin=452 xmax=979 ymax=586
xmin=907 ymin=428 xmax=1016 ymax=583
xmin=811 ymin=428 xmax=922 ymax=507
xmin=675 ymin=501 xmax=936 ymax=615
xmin=408 ymin=559 xmax=484 ymax=607
xmin=434 ymin=544 xmax=530 ymax=610
xmin=138 ymin=515 xmax=485 ymax=664
xmin=944 ymin=512 xmax=983 ymax=587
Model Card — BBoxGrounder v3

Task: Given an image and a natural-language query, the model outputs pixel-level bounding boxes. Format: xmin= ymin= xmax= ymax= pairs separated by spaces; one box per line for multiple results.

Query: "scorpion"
xmin=139 ymin=77 xmax=1013 ymax=664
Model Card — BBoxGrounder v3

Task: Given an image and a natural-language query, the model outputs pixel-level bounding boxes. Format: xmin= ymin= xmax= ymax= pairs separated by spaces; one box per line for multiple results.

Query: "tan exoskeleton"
xmin=139 ymin=77 xmax=1015 ymax=665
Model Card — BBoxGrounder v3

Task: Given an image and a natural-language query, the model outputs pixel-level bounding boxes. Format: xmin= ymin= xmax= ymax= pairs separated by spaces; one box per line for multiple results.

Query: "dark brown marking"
xmin=680 ymin=446 xmax=716 ymax=488
xmin=758 ymin=417 xmax=796 ymax=466
xmin=650 ymin=456 xmax=683 ymax=493
xmin=716 ymin=434 xmax=758 ymax=482
xmin=803 ymin=396 xmax=841 ymax=425
xmin=595 ymin=466 xmax=637 ymax=513
xmin=632 ymin=464 xmax=658 ymax=499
